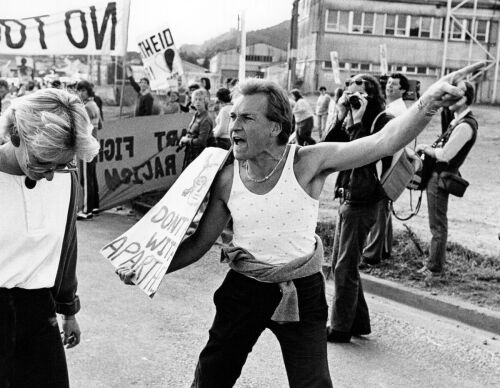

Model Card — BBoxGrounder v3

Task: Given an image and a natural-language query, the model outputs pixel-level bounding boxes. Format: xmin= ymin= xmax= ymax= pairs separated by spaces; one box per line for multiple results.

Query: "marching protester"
xmin=361 ymin=72 xmax=409 ymax=269
xmin=127 ymin=70 xmax=154 ymax=117
xmin=0 ymin=88 xmax=99 ymax=387
xmin=212 ymin=87 xmax=233 ymax=150
xmin=179 ymin=88 xmax=214 ymax=170
xmin=324 ymin=74 xmax=394 ymax=343
xmin=315 ymin=86 xmax=331 ymax=140
xmin=415 ymin=80 xmax=478 ymax=282
xmin=290 ymin=88 xmax=316 ymax=145
xmin=117 ymin=63 xmax=482 ymax=387
xmin=76 ymin=80 xmax=101 ymax=220
xmin=180 ymin=83 xmax=201 ymax=113
xmin=163 ymin=91 xmax=181 ymax=114
xmin=0 ymin=79 xmax=13 ymax=116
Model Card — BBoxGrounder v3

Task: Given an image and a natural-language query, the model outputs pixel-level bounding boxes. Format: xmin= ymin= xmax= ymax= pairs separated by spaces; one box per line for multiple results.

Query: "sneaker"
xmin=77 ymin=211 xmax=93 ymax=220
xmin=417 ymin=266 xmax=431 ymax=275
xmin=359 ymin=257 xmax=380 ymax=270
xmin=92 ymin=208 xmax=100 ymax=215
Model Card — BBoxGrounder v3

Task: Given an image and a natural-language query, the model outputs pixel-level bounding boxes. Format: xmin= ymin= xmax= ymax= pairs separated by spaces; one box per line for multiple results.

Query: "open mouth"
xmin=232 ymin=136 xmax=245 ymax=145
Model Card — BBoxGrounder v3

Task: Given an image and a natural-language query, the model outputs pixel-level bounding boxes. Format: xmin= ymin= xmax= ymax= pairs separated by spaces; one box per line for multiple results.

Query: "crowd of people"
xmin=0 ymin=59 xmax=483 ymax=387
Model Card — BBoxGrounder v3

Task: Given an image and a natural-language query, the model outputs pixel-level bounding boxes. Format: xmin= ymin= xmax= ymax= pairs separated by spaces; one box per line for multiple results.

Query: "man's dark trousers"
xmin=363 ymin=197 xmax=393 ymax=263
xmin=330 ymin=201 xmax=377 ymax=334
xmin=426 ymin=172 xmax=449 ymax=273
xmin=191 ymin=270 xmax=333 ymax=388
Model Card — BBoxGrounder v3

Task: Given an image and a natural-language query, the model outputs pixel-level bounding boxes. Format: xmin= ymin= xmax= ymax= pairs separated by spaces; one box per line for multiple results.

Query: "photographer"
xmin=323 ymin=74 xmax=394 ymax=343
xmin=415 ymin=81 xmax=478 ymax=281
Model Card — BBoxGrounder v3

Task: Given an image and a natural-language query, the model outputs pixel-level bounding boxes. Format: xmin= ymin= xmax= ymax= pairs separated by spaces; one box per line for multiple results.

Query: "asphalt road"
xmin=66 ymin=212 xmax=500 ymax=388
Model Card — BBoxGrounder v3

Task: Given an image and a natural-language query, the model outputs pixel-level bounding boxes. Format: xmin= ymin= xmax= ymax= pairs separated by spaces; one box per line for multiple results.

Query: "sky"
xmin=3 ymin=0 xmax=292 ymax=50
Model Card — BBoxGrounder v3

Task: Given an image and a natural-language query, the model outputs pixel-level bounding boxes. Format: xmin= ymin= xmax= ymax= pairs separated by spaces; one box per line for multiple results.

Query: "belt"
xmin=335 ymin=188 xmax=380 ymax=206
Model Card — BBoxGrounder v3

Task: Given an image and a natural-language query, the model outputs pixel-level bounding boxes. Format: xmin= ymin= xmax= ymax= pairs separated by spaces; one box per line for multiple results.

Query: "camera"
xmin=347 ymin=95 xmax=362 ymax=110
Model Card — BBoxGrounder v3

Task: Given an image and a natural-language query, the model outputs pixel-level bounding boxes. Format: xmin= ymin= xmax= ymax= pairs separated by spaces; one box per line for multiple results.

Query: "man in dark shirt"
xmin=128 ymin=76 xmax=154 ymax=116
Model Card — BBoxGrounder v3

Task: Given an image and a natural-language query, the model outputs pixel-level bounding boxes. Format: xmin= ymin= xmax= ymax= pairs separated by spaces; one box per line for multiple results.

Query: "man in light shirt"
xmin=315 ymin=86 xmax=331 ymax=139
xmin=415 ymin=80 xmax=478 ymax=280
xmin=361 ymin=73 xmax=409 ymax=268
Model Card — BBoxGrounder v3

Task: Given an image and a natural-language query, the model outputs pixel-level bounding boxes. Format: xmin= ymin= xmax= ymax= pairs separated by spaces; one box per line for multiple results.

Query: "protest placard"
xmin=95 ymin=113 xmax=193 ymax=210
xmin=0 ymin=0 xmax=130 ymax=55
xmin=100 ymin=147 xmax=230 ymax=297
xmin=136 ymin=24 xmax=184 ymax=90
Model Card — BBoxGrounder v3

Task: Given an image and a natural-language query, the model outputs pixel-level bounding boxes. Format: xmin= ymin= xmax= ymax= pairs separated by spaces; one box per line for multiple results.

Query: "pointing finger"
xmin=442 ymin=61 xmax=488 ymax=84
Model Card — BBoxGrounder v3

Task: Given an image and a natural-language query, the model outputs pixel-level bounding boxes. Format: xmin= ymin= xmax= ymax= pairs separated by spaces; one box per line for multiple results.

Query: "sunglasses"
xmin=26 ymin=162 xmax=78 ymax=175
xmin=350 ymin=79 xmax=366 ymax=86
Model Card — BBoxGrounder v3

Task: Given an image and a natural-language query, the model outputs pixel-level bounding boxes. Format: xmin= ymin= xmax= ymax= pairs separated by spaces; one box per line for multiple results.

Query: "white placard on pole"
xmin=380 ymin=44 xmax=388 ymax=75
xmin=329 ymin=51 xmax=341 ymax=84
xmin=136 ymin=24 xmax=184 ymax=90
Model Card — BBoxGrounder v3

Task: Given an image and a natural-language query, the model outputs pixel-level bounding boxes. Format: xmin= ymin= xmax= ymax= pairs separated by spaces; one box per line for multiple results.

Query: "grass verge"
xmin=316 ymin=221 xmax=500 ymax=312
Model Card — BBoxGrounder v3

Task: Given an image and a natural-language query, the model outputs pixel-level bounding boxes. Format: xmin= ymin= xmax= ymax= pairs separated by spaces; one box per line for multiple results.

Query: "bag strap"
xmin=431 ymin=124 xmax=455 ymax=148
xmin=370 ymin=111 xmax=386 ymax=134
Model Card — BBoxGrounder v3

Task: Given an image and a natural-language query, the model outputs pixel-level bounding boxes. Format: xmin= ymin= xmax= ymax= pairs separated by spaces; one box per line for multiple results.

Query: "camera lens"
xmin=348 ymin=95 xmax=361 ymax=110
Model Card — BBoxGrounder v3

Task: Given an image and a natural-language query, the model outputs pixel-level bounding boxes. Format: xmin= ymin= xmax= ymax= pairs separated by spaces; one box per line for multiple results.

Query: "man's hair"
xmin=140 ymin=77 xmax=150 ymax=85
xmin=188 ymin=83 xmax=200 ymax=92
xmin=319 ymin=86 xmax=327 ymax=92
xmin=290 ymin=89 xmax=303 ymax=101
xmin=0 ymin=79 xmax=8 ymax=89
xmin=216 ymin=87 xmax=231 ymax=104
xmin=235 ymin=78 xmax=293 ymax=145
xmin=389 ymin=73 xmax=410 ymax=92
xmin=76 ymin=80 xmax=94 ymax=95
xmin=200 ymin=77 xmax=211 ymax=91
xmin=463 ymin=81 xmax=475 ymax=105
xmin=0 ymin=88 xmax=99 ymax=164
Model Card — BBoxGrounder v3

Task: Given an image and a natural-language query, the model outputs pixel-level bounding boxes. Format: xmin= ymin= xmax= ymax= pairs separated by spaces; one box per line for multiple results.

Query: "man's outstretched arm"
xmin=305 ymin=62 xmax=486 ymax=175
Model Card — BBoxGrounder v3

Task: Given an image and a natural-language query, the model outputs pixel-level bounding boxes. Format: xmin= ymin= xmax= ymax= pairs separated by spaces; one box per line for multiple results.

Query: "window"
xmin=420 ymin=17 xmax=432 ymax=38
xmin=326 ymin=10 xmax=340 ymax=31
xmin=351 ymin=12 xmax=363 ymax=33
xmin=451 ymin=18 xmax=467 ymax=40
xmin=364 ymin=12 xmax=375 ymax=34
xmin=323 ymin=61 xmax=332 ymax=69
xmin=385 ymin=14 xmax=396 ymax=35
xmin=475 ymin=20 xmax=489 ymax=42
xmin=360 ymin=63 xmax=370 ymax=71
xmin=409 ymin=16 xmax=420 ymax=37
xmin=417 ymin=66 xmax=427 ymax=74
xmin=246 ymin=55 xmax=272 ymax=62
xmin=386 ymin=14 xmax=407 ymax=36
xmin=349 ymin=62 xmax=372 ymax=71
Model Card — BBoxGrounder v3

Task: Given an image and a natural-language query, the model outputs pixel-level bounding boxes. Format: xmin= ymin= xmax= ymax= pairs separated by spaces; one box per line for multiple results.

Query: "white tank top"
xmin=227 ymin=144 xmax=319 ymax=265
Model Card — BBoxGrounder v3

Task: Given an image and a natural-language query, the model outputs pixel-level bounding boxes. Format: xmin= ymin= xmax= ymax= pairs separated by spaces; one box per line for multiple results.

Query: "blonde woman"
xmin=0 ymin=88 xmax=98 ymax=387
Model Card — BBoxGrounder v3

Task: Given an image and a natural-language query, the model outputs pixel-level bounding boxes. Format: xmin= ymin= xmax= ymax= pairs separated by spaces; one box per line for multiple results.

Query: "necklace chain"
xmin=245 ymin=146 xmax=288 ymax=183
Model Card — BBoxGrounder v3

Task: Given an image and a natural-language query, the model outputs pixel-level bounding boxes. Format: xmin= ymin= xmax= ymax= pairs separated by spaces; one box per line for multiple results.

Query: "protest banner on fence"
xmin=380 ymin=44 xmax=388 ymax=75
xmin=100 ymin=147 xmax=230 ymax=297
xmin=0 ymin=0 xmax=130 ymax=55
xmin=96 ymin=113 xmax=193 ymax=210
xmin=136 ymin=24 xmax=184 ymax=90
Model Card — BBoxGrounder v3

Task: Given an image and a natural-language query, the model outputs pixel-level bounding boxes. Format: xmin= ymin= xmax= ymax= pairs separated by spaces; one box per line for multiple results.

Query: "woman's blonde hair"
xmin=0 ymin=88 xmax=99 ymax=163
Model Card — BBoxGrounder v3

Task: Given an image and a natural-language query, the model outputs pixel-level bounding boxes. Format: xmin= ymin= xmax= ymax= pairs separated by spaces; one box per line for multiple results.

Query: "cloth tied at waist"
xmin=220 ymin=235 xmax=324 ymax=323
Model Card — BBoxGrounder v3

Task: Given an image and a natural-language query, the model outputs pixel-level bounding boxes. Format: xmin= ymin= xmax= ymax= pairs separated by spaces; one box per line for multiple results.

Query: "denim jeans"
xmin=330 ymin=201 xmax=377 ymax=334
xmin=363 ymin=197 xmax=393 ymax=262
xmin=426 ymin=172 xmax=450 ymax=273
xmin=0 ymin=288 xmax=69 ymax=388
xmin=191 ymin=270 xmax=332 ymax=388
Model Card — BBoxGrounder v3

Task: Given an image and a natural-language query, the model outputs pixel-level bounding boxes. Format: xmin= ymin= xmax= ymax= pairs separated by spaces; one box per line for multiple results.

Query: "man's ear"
xmin=271 ymin=122 xmax=282 ymax=137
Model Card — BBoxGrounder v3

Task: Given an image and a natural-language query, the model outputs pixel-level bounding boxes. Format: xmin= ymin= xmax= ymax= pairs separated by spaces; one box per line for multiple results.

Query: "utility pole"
xmin=288 ymin=0 xmax=299 ymax=90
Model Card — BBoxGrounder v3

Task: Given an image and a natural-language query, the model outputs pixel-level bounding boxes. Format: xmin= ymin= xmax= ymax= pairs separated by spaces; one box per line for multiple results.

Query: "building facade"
xmin=296 ymin=0 xmax=499 ymax=102
xmin=210 ymin=43 xmax=287 ymax=84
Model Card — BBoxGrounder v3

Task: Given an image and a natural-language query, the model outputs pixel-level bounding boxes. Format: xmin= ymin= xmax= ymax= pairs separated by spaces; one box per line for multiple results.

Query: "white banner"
xmin=0 ymin=0 xmax=130 ymax=55
xmin=100 ymin=147 xmax=230 ymax=297
xmin=329 ymin=51 xmax=341 ymax=84
xmin=137 ymin=25 xmax=184 ymax=90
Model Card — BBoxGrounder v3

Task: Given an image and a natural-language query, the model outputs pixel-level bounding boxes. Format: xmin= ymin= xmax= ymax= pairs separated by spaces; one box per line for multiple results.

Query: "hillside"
xmin=179 ymin=20 xmax=290 ymax=59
